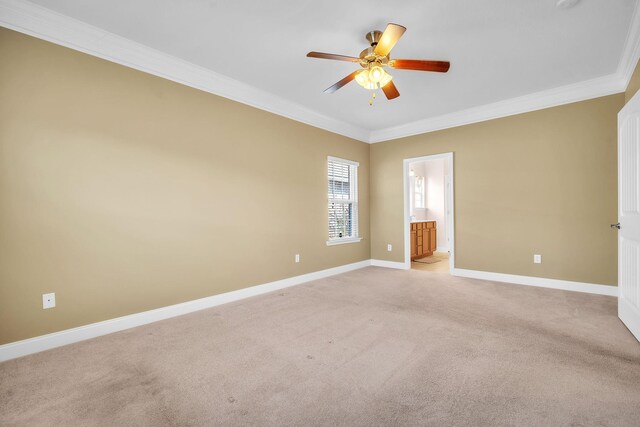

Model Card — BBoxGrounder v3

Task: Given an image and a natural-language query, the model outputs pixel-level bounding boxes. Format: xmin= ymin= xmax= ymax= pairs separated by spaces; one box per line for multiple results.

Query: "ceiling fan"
xmin=307 ymin=23 xmax=450 ymax=104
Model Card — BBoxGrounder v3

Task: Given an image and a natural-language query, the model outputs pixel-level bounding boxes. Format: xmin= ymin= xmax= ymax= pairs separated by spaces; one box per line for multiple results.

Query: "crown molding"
xmin=0 ymin=0 xmax=370 ymax=142
xmin=616 ymin=0 xmax=640 ymax=90
xmin=1 ymin=0 xmax=640 ymax=144
xmin=368 ymin=74 xmax=625 ymax=143
xmin=370 ymin=2 xmax=640 ymax=143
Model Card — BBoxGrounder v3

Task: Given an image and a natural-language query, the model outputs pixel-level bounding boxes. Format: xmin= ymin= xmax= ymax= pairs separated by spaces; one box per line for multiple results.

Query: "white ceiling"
xmin=5 ymin=0 xmax=640 ymax=140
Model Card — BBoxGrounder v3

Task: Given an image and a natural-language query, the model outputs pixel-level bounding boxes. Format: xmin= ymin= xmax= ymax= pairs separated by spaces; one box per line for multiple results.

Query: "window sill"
xmin=326 ymin=237 xmax=363 ymax=246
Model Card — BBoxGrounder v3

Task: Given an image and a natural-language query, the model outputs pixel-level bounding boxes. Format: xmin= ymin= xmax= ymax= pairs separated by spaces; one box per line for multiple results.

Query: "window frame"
xmin=326 ymin=156 xmax=362 ymax=246
xmin=414 ymin=175 xmax=426 ymax=209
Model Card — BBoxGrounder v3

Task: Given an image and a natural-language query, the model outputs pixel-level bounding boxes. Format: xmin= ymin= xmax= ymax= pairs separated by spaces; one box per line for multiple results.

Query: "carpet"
xmin=1 ymin=267 xmax=639 ymax=426
xmin=413 ymin=256 xmax=441 ymax=264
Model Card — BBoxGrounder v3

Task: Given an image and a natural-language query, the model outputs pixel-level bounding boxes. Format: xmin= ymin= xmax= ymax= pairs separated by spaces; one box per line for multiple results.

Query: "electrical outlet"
xmin=42 ymin=293 xmax=56 ymax=309
xmin=387 ymin=244 xmax=393 ymax=252
xmin=295 ymin=254 xmax=300 ymax=263
xmin=533 ymin=254 xmax=542 ymax=264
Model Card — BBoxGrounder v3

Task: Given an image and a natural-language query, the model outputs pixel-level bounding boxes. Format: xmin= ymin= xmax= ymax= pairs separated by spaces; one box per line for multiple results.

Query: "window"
xmin=327 ymin=156 xmax=361 ymax=245
xmin=414 ymin=176 xmax=425 ymax=209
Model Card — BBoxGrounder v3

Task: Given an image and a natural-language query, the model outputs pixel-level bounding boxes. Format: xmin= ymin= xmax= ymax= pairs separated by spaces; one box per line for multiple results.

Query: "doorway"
xmin=403 ymin=153 xmax=455 ymax=273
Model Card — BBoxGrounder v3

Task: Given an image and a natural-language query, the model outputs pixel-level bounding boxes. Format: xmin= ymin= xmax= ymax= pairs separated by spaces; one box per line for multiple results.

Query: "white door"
xmin=618 ymin=91 xmax=640 ymax=342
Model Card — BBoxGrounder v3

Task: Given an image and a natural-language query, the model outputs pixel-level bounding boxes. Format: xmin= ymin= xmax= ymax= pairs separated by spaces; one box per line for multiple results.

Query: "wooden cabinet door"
xmin=429 ymin=228 xmax=437 ymax=252
xmin=410 ymin=222 xmax=437 ymax=259
xmin=410 ymin=230 xmax=416 ymax=258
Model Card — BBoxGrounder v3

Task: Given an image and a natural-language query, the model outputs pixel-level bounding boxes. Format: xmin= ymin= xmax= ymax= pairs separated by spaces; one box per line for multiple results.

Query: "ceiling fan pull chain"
xmin=369 ymin=82 xmax=382 ymax=106
xmin=370 ymin=89 xmax=378 ymax=106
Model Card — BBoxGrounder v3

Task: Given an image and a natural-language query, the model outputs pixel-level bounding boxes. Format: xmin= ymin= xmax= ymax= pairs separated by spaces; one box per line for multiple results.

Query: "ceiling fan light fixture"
xmin=355 ymin=67 xmax=392 ymax=90
xmin=355 ymin=69 xmax=373 ymax=89
xmin=369 ymin=65 xmax=384 ymax=83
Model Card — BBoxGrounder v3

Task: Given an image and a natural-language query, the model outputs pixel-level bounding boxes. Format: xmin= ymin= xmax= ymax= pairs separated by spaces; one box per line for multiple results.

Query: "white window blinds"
xmin=327 ymin=156 xmax=359 ymax=242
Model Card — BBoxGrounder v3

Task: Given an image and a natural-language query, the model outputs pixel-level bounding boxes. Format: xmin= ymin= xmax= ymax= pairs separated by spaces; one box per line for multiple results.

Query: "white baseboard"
xmin=1 ymin=261 xmax=618 ymax=362
xmin=0 ymin=260 xmax=371 ymax=362
xmin=452 ymin=268 xmax=618 ymax=296
xmin=371 ymin=259 xmax=409 ymax=270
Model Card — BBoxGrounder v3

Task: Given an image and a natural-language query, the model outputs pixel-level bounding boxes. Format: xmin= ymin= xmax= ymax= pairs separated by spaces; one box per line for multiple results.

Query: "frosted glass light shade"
xmin=355 ymin=68 xmax=392 ymax=90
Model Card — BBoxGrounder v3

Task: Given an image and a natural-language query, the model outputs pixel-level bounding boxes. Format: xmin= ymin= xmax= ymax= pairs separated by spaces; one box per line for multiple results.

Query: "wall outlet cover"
xmin=42 ymin=293 xmax=56 ymax=309
xmin=534 ymin=254 xmax=542 ymax=264
xmin=295 ymin=254 xmax=300 ymax=263
xmin=387 ymin=244 xmax=393 ymax=252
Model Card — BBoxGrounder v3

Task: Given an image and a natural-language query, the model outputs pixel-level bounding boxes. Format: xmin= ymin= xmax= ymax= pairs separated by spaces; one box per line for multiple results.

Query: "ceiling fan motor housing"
xmin=366 ymin=30 xmax=383 ymax=46
xmin=360 ymin=30 xmax=389 ymax=68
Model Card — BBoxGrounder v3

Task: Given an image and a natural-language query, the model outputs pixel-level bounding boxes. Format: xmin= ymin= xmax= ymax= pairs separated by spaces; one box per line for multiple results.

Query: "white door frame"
xmin=403 ymin=152 xmax=455 ymax=272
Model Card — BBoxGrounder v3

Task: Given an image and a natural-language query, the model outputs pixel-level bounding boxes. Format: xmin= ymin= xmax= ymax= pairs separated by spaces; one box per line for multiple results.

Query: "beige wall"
xmin=0 ymin=25 xmax=633 ymax=346
xmin=626 ymin=59 xmax=640 ymax=103
xmin=0 ymin=28 xmax=370 ymax=344
xmin=370 ymin=95 xmax=622 ymax=286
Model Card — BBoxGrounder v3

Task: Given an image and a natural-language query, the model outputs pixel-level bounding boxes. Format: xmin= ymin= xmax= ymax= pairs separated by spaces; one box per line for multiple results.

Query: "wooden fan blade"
xmin=307 ymin=51 xmax=360 ymax=62
xmin=324 ymin=71 xmax=360 ymax=93
xmin=389 ymin=59 xmax=450 ymax=73
xmin=374 ymin=23 xmax=406 ymax=57
xmin=381 ymin=80 xmax=400 ymax=100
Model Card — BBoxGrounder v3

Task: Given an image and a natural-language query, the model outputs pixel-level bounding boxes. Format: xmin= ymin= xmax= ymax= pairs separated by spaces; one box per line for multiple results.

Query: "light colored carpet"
xmin=1 ymin=267 xmax=639 ymax=426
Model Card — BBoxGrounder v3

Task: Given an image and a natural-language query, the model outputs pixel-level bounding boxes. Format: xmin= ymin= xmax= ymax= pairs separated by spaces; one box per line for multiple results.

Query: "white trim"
xmin=371 ymin=259 xmax=409 ymax=269
xmin=326 ymin=237 xmax=362 ymax=246
xmin=327 ymin=156 xmax=359 ymax=167
xmin=0 ymin=260 xmax=620 ymax=362
xmin=0 ymin=0 xmax=369 ymax=143
xmin=452 ymin=268 xmax=618 ymax=297
xmin=403 ymin=153 xmax=455 ymax=273
xmin=1 ymin=0 xmax=639 ymax=144
xmin=369 ymin=75 xmax=624 ymax=143
xmin=0 ymin=260 xmax=370 ymax=362
xmin=616 ymin=0 xmax=640 ymax=92
xmin=369 ymin=2 xmax=640 ymax=143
